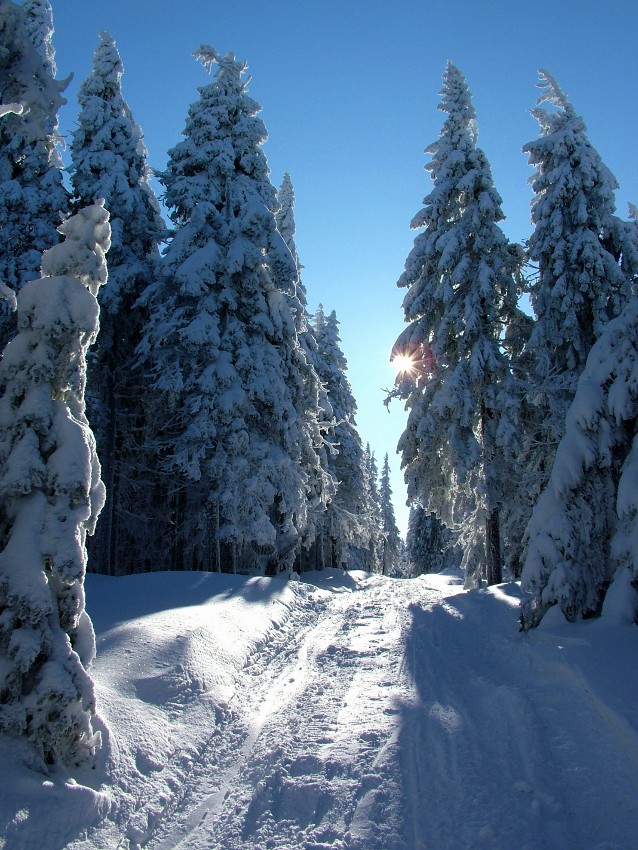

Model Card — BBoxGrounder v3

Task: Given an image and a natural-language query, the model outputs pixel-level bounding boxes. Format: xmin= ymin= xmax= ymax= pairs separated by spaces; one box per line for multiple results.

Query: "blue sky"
xmin=50 ymin=0 xmax=638 ymax=536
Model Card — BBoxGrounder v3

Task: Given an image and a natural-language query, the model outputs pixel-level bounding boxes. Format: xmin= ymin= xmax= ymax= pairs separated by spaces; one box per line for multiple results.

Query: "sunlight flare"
xmin=391 ymin=353 xmax=417 ymax=375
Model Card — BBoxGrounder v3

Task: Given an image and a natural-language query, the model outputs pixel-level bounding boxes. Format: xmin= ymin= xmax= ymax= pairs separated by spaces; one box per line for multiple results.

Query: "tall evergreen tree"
xmin=499 ymin=299 xmax=536 ymax=577
xmin=276 ymin=173 xmax=301 ymax=279
xmin=0 ymin=0 xmax=68 ymax=348
xmin=521 ymin=296 xmax=638 ymax=629
xmin=70 ymin=32 xmax=164 ymax=575
xmin=274 ymin=173 xmax=335 ymax=569
xmin=521 ymin=71 xmax=635 ymax=501
xmin=312 ymin=306 xmax=369 ymax=568
xmin=389 ymin=63 xmax=520 ymax=587
xmin=139 ymin=47 xmax=311 ymax=573
xmin=0 ymin=202 xmax=110 ymax=768
xmin=362 ymin=444 xmax=382 ymax=573
xmin=379 ymin=454 xmax=401 ymax=576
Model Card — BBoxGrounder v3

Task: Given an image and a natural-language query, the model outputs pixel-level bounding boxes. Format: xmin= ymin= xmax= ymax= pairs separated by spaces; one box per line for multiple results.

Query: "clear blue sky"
xmin=50 ymin=0 xmax=638 ymax=536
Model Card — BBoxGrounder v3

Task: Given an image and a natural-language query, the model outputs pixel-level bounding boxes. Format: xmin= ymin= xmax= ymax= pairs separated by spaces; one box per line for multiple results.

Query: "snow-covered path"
xmin=2 ymin=568 xmax=638 ymax=850
xmin=148 ymin=573 xmax=420 ymax=850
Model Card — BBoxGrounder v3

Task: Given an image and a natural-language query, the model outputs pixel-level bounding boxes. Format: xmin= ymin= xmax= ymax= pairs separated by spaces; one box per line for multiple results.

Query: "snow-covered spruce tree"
xmin=405 ymin=505 xmax=457 ymax=577
xmin=276 ymin=173 xmax=301 ymax=280
xmin=22 ymin=0 xmax=55 ymax=75
xmin=70 ymin=32 xmax=164 ymax=576
xmin=499 ymin=299 xmax=537 ymax=578
xmin=0 ymin=0 xmax=68 ymax=349
xmin=138 ymin=48 xmax=311 ymax=574
xmin=312 ymin=306 xmax=369 ymax=569
xmin=379 ymin=454 xmax=401 ymax=576
xmin=389 ymin=62 xmax=520 ymax=587
xmin=521 ymin=296 xmax=638 ymax=629
xmin=0 ymin=201 xmax=110 ymax=768
xmin=274 ymin=173 xmax=335 ymax=570
xmin=521 ymin=71 xmax=635 ymax=504
xmin=362 ymin=444 xmax=382 ymax=572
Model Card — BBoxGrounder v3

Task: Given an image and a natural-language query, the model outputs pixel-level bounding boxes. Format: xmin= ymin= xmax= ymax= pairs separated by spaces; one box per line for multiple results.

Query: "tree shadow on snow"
xmin=86 ymin=570 xmax=286 ymax=632
xmin=0 ymin=737 xmax=111 ymax=850
xmin=395 ymin=585 xmax=537 ymax=850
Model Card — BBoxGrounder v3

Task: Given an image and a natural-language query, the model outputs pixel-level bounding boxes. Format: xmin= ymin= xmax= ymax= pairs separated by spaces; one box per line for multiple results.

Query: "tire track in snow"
xmin=148 ymin=586 xmax=340 ymax=849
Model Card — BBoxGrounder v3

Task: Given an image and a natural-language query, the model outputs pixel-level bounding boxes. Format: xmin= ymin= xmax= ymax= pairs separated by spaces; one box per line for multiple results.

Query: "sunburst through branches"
xmin=389 ymin=341 xmax=434 ymax=386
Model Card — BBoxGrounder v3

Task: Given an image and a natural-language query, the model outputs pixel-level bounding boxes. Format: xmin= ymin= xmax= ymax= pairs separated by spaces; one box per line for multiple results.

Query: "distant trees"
xmin=379 ymin=454 xmax=401 ymax=576
xmin=0 ymin=202 xmax=110 ymax=768
xmin=405 ymin=506 xmax=457 ymax=577
xmin=311 ymin=306 xmax=372 ymax=569
xmin=274 ymin=174 xmax=335 ymax=569
xmin=362 ymin=445 xmax=382 ymax=573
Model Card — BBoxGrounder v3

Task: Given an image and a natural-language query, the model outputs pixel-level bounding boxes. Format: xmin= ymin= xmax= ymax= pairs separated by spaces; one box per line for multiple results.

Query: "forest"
xmin=1 ymin=0 xmax=637 ymax=784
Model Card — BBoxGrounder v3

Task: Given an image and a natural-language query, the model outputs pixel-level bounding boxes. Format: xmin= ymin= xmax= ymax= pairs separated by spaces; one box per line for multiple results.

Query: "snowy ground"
xmin=1 ymin=568 xmax=638 ymax=850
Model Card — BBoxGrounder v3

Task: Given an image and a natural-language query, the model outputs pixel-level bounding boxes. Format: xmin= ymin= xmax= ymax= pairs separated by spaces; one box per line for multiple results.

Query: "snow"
xmin=1 ymin=567 xmax=637 ymax=849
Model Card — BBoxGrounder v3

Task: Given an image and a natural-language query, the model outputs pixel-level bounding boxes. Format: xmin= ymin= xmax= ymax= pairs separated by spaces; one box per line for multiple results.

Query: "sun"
xmin=391 ymin=353 xmax=417 ymax=375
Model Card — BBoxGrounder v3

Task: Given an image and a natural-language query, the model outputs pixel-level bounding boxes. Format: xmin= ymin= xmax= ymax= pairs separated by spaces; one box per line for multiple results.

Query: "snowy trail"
xmin=107 ymin=571 xmax=638 ymax=850
xmin=147 ymin=573 xmax=431 ymax=850
xmin=5 ymin=569 xmax=638 ymax=850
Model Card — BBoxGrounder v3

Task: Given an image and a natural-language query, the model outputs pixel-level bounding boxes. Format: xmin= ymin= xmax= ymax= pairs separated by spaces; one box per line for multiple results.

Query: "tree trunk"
xmin=480 ymin=399 xmax=502 ymax=586
xmin=486 ymin=506 xmax=502 ymax=585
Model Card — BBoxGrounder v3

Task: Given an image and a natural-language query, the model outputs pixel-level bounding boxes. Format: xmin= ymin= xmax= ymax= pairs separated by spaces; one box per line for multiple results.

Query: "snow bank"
xmin=0 ymin=570 xmax=304 ymax=850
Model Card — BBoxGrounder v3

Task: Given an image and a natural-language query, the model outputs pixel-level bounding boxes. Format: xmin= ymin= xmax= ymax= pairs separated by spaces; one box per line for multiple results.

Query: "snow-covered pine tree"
xmin=521 ymin=71 xmax=634 ymax=504
xmin=0 ymin=201 xmax=110 ymax=768
xmin=362 ymin=444 xmax=382 ymax=573
xmin=276 ymin=173 xmax=301 ymax=279
xmin=138 ymin=47 xmax=310 ymax=574
xmin=0 ymin=0 xmax=68 ymax=349
xmin=521 ymin=296 xmax=638 ymax=628
xmin=70 ymin=32 xmax=164 ymax=576
xmin=312 ymin=306 xmax=369 ymax=569
xmin=274 ymin=173 xmax=335 ymax=570
xmin=405 ymin=505 xmax=457 ymax=576
xmin=379 ymin=454 xmax=401 ymax=576
xmin=389 ymin=62 xmax=520 ymax=587
xmin=22 ymin=0 xmax=55 ymax=75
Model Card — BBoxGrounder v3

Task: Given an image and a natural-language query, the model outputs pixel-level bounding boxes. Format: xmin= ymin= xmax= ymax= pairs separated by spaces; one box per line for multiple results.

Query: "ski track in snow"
xmin=146 ymin=573 xmax=423 ymax=850
xmin=4 ymin=570 xmax=638 ymax=850
xmin=142 ymin=573 xmax=638 ymax=850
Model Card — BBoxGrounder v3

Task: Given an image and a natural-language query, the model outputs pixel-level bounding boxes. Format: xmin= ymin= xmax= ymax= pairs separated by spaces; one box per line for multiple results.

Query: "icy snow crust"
xmin=1 ymin=569 xmax=638 ymax=849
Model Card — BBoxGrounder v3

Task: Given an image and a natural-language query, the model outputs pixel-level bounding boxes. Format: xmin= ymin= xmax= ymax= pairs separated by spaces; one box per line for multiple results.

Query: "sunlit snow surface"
xmin=1 ymin=568 xmax=638 ymax=850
